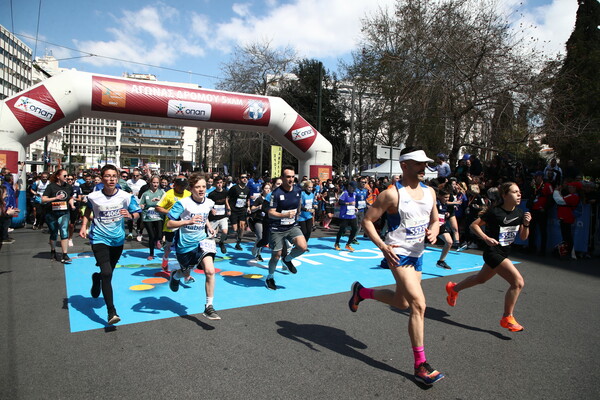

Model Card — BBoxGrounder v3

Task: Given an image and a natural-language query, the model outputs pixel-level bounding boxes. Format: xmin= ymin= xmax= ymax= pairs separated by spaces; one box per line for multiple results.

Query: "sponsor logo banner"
xmin=91 ymin=76 xmax=270 ymax=126
xmin=6 ymin=85 xmax=65 ymax=134
xmin=167 ymin=100 xmax=211 ymax=121
xmin=284 ymin=115 xmax=318 ymax=152
xmin=271 ymin=145 xmax=282 ymax=178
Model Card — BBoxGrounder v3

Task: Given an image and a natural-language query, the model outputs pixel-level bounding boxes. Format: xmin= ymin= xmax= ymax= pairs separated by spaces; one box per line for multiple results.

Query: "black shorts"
xmin=483 ymin=246 xmax=509 ymax=268
xmin=230 ymin=210 xmax=247 ymax=225
xmin=164 ymin=231 xmax=175 ymax=242
xmin=91 ymin=243 xmax=124 ymax=268
xmin=325 ymin=206 xmax=335 ymax=214
xmin=175 ymin=240 xmax=216 ymax=272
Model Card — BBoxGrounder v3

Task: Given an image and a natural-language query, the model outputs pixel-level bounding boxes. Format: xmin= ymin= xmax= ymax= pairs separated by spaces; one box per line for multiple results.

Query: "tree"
xmin=217 ymin=41 xmax=298 ymax=176
xmin=344 ymin=0 xmax=542 ymax=169
xmin=546 ymin=0 xmax=600 ymax=176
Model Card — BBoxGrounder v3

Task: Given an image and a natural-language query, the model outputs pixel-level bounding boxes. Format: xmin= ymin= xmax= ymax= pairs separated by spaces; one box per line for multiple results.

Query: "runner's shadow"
xmin=68 ymin=295 xmax=110 ymax=328
xmin=276 ymin=321 xmax=420 ymax=385
xmin=391 ymin=306 xmax=511 ymax=340
xmin=122 ymin=250 xmax=151 ymax=259
xmin=131 ymin=268 xmax=162 ymax=277
xmin=131 ymin=296 xmax=214 ymax=330
xmin=222 ymin=276 xmax=267 ymax=288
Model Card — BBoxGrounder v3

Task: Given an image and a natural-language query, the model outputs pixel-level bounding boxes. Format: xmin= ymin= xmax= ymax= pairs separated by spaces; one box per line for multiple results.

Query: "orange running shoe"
xmin=445 ymin=282 xmax=458 ymax=307
xmin=500 ymin=315 xmax=524 ymax=332
xmin=334 ymin=244 xmax=341 ymax=251
xmin=345 ymin=244 xmax=355 ymax=252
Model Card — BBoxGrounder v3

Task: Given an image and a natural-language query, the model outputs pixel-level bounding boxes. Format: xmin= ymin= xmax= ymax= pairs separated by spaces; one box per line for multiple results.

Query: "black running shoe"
xmin=107 ymin=311 xmax=121 ymax=325
xmin=234 ymin=243 xmax=242 ymax=251
xmin=265 ymin=278 xmax=276 ymax=290
xmin=436 ymin=260 xmax=451 ymax=270
xmin=282 ymin=257 xmax=297 ymax=274
xmin=169 ymin=271 xmax=180 ymax=292
xmin=256 ymin=254 xmax=264 ymax=262
xmin=203 ymin=305 xmax=221 ymax=320
xmin=61 ymin=254 xmax=72 ymax=264
xmin=91 ymin=272 xmax=102 ymax=298
xmin=348 ymin=281 xmax=365 ymax=312
xmin=219 ymin=242 xmax=227 ymax=254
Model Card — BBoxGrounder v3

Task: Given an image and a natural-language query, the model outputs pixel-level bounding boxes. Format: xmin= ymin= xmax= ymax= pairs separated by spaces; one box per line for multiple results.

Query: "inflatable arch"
xmin=0 ymin=70 xmax=333 ymax=179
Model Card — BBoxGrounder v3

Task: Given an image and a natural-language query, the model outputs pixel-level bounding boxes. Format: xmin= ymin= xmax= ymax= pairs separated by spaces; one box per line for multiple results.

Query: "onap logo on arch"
xmin=167 ymin=100 xmax=211 ymax=121
xmin=14 ymin=96 xmax=56 ymax=121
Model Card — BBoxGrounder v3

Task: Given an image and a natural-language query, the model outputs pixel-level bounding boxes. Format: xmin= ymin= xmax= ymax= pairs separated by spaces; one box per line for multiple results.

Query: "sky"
xmin=0 ymin=0 xmax=578 ymax=90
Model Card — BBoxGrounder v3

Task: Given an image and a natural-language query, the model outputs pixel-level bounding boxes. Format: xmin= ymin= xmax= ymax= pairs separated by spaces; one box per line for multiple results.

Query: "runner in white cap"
xmin=348 ymin=146 xmax=445 ymax=386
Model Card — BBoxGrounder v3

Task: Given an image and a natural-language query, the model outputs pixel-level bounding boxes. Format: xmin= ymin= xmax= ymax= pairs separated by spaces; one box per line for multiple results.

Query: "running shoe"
xmin=345 ymin=244 xmax=355 ymax=252
xmin=156 ymin=240 xmax=162 ymax=250
xmin=127 ymin=233 xmax=134 ymax=240
xmin=334 ymin=244 xmax=341 ymax=251
xmin=219 ymin=242 xmax=227 ymax=254
xmin=107 ymin=311 xmax=121 ymax=325
xmin=203 ymin=305 xmax=221 ymax=320
xmin=91 ymin=272 xmax=102 ymax=298
xmin=147 ymin=256 xmax=154 ymax=261
xmin=500 ymin=315 xmax=524 ymax=332
xmin=235 ymin=243 xmax=242 ymax=251
xmin=61 ymin=254 xmax=72 ymax=264
xmin=265 ymin=277 xmax=277 ymax=290
xmin=352 ymin=239 xmax=359 ymax=245
xmin=169 ymin=271 xmax=180 ymax=292
xmin=282 ymin=257 xmax=297 ymax=274
xmin=414 ymin=362 xmax=445 ymax=386
xmin=456 ymin=243 xmax=468 ymax=252
xmin=255 ymin=254 xmax=264 ymax=262
xmin=436 ymin=260 xmax=451 ymax=270
xmin=445 ymin=282 xmax=458 ymax=307
xmin=51 ymin=250 xmax=61 ymax=262
xmin=185 ymin=276 xmax=195 ymax=284
xmin=161 ymin=257 xmax=169 ymax=271
xmin=348 ymin=281 xmax=364 ymax=312
xmin=2 ymin=239 xmax=15 ymax=244
xmin=68 ymin=239 xmax=74 ymax=247
xmin=136 ymin=234 xmax=143 ymax=242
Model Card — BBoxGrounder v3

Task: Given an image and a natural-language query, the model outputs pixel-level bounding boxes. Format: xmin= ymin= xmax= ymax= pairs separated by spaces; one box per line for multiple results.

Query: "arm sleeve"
xmin=167 ymin=200 xmax=184 ymax=221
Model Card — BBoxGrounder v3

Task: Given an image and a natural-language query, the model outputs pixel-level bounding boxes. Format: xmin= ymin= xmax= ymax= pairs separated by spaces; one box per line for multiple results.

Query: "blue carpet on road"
xmin=65 ymin=237 xmax=487 ymax=332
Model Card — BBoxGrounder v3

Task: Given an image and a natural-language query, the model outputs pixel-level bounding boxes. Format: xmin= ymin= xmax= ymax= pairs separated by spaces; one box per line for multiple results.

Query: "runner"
xmin=265 ymin=165 xmax=307 ymax=290
xmin=433 ymin=188 xmax=456 ymax=270
xmin=127 ymin=169 xmax=147 ymax=241
xmin=208 ymin=176 xmax=230 ymax=254
xmin=167 ymin=173 xmax=221 ymax=320
xmin=79 ymin=165 xmax=142 ymax=325
xmin=354 ymin=177 xmax=369 ymax=240
xmin=227 ymin=173 xmax=251 ymax=250
xmin=42 ymin=169 xmax=76 ymax=263
xmin=445 ymin=182 xmax=531 ymax=332
xmin=322 ymin=180 xmax=337 ymax=229
xmin=66 ymin=174 xmax=82 ymax=247
xmin=298 ymin=180 xmax=316 ymax=248
xmin=30 ymin=171 xmax=50 ymax=230
xmin=334 ymin=183 xmax=358 ymax=252
xmin=139 ymin=175 xmax=165 ymax=261
xmin=249 ymin=182 xmax=271 ymax=261
xmin=348 ymin=147 xmax=445 ymax=386
xmin=155 ymin=175 xmax=191 ymax=270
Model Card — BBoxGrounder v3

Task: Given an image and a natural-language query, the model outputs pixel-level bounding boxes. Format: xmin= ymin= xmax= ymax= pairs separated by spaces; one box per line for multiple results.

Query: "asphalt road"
xmin=1 ymin=226 xmax=599 ymax=399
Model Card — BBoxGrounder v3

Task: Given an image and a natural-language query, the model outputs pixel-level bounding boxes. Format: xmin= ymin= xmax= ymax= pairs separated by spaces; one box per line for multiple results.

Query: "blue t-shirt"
xmin=299 ymin=191 xmax=316 ymax=222
xmin=354 ymin=187 xmax=368 ymax=211
xmin=338 ymin=191 xmax=357 ymax=219
xmin=269 ymin=185 xmax=302 ymax=232
xmin=168 ymin=196 xmax=215 ymax=254
xmin=87 ymin=189 xmax=142 ymax=246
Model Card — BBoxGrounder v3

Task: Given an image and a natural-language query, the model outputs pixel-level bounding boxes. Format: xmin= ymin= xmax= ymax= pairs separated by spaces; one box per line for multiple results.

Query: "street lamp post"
xmin=339 ymin=84 xmax=355 ymax=177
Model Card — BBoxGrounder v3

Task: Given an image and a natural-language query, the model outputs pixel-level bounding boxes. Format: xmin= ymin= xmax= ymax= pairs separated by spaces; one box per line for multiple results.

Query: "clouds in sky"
xmin=72 ymin=0 xmax=576 ymax=75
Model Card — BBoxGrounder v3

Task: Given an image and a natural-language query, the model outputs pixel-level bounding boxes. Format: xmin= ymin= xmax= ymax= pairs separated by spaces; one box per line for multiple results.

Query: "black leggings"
xmin=559 ymin=221 xmax=574 ymax=255
xmin=92 ymin=243 xmax=124 ymax=313
xmin=299 ymin=218 xmax=313 ymax=241
xmin=144 ymin=220 xmax=163 ymax=256
xmin=336 ymin=218 xmax=358 ymax=245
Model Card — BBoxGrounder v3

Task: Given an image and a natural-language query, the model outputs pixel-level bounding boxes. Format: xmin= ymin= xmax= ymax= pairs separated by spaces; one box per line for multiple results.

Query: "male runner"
xmin=265 ymin=165 xmax=307 ymax=290
xmin=227 ymin=173 xmax=251 ymax=250
xmin=348 ymin=147 xmax=445 ymax=386
xmin=167 ymin=174 xmax=220 ymax=320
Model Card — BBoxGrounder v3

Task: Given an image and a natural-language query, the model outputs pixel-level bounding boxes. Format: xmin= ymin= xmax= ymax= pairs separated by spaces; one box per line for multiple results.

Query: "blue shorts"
xmin=175 ymin=239 xmax=216 ymax=272
xmin=397 ymin=255 xmax=424 ymax=271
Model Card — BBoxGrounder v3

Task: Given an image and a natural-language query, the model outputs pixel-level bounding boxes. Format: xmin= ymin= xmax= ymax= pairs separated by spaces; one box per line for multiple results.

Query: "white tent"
xmin=361 ymin=160 xmax=402 ymax=177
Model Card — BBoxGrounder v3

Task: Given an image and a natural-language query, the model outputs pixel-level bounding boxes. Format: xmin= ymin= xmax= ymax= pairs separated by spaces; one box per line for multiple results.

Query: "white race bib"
xmin=200 ymin=238 xmax=217 ymax=253
xmin=358 ymin=200 xmax=366 ymax=209
xmin=51 ymin=201 xmax=68 ymax=211
xmin=281 ymin=209 xmax=296 ymax=225
xmin=499 ymin=225 xmax=519 ymax=246
xmin=404 ymin=219 xmax=428 ymax=244
xmin=98 ymin=204 xmax=123 ymax=224
xmin=346 ymin=205 xmax=356 ymax=216
xmin=305 ymin=199 xmax=313 ymax=209
xmin=235 ymin=198 xmax=246 ymax=208
xmin=214 ymin=204 xmax=226 ymax=215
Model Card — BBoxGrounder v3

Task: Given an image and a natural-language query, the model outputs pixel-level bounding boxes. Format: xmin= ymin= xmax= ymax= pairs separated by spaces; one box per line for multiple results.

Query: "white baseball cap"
xmin=398 ymin=150 xmax=434 ymax=163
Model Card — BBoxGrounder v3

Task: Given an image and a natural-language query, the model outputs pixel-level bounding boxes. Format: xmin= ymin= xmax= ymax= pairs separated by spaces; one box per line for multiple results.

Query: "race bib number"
xmin=499 ymin=225 xmax=519 ymax=246
xmin=305 ymin=199 xmax=313 ymax=209
xmin=328 ymin=197 xmax=336 ymax=205
xmin=51 ymin=201 xmax=68 ymax=211
xmin=200 ymin=238 xmax=217 ymax=253
xmin=146 ymin=207 xmax=160 ymax=219
xmin=214 ymin=204 xmax=226 ymax=216
xmin=438 ymin=215 xmax=446 ymax=226
xmin=281 ymin=210 xmax=296 ymax=225
xmin=357 ymin=200 xmax=366 ymax=210
xmin=98 ymin=204 xmax=123 ymax=224
xmin=404 ymin=219 xmax=428 ymax=244
xmin=235 ymin=198 xmax=246 ymax=208
xmin=346 ymin=205 xmax=356 ymax=216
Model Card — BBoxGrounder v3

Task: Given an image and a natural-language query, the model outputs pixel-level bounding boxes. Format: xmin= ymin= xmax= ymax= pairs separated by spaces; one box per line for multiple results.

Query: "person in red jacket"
xmin=529 ymin=171 xmax=553 ymax=255
xmin=553 ymin=182 xmax=581 ymax=259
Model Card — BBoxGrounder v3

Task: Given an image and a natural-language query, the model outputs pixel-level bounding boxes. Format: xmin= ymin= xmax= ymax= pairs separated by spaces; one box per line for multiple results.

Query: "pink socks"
xmin=358 ymin=287 xmax=374 ymax=299
xmin=413 ymin=346 xmax=426 ymax=368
